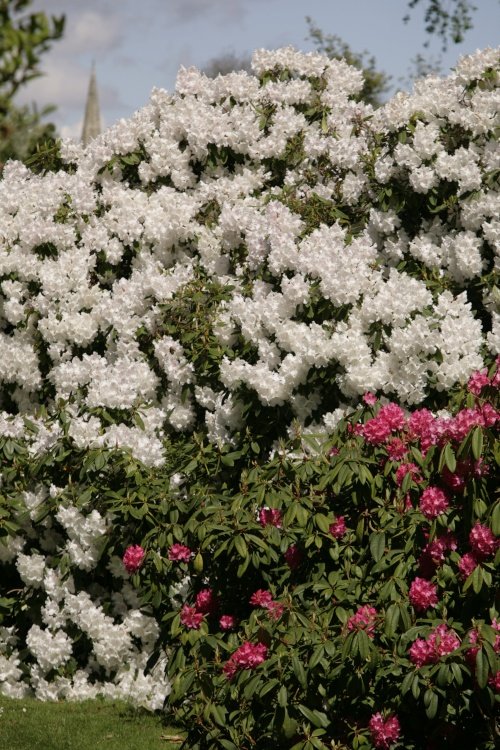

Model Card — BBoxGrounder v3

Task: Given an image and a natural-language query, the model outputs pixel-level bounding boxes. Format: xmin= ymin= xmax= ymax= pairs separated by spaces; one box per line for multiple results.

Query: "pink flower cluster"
xmin=122 ymin=545 xmax=145 ymax=573
xmin=180 ymin=604 xmax=204 ymax=630
xmin=465 ymin=620 xmax=500 ymax=668
xmin=168 ymin=543 xmax=193 ymax=562
xmin=329 ymin=515 xmax=347 ymax=539
xmin=395 ymin=462 xmax=421 ymax=487
xmin=418 ymin=486 xmax=449 ymax=519
xmin=347 ymin=606 xmax=378 ymax=638
xmin=468 ymin=367 xmax=491 ymax=395
xmin=196 ymin=588 xmax=219 ymax=615
xmin=259 ymin=507 xmax=282 ymax=527
xmin=409 ymin=578 xmax=438 ymax=611
xmin=358 ymin=403 xmax=406 ymax=445
xmin=418 ymin=532 xmax=456 ymax=576
xmin=223 ymin=641 xmax=268 ymax=680
xmin=180 ymin=588 xmax=220 ymax=630
xmin=409 ymin=624 xmax=460 ymax=667
xmin=355 ymin=386 xmax=499 ymax=457
xmin=250 ymin=589 xmax=284 ymax=620
xmin=469 ymin=523 xmax=498 ymax=557
xmin=458 ymin=524 xmax=498 ymax=578
xmin=368 ymin=713 xmax=401 ymax=750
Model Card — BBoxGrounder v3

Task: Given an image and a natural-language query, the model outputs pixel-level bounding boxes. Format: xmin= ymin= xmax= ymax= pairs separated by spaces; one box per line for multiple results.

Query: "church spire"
xmin=81 ymin=63 xmax=101 ymax=145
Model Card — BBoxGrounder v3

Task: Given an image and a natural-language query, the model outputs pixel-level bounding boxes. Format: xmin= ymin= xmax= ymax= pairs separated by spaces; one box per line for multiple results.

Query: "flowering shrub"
xmin=0 ymin=44 xmax=498 ymax=747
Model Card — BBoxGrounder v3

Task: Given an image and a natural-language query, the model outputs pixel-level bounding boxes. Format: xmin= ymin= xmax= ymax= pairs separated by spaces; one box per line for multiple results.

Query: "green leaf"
xmin=475 ymin=649 xmax=489 ymax=689
xmin=292 ymin=654 xmax=307 ymax=689
xmin=369 ymin=531 xmax=385 ymax=563
xmin=234 ymin=536 xmax=248 ymax=558
xmin=297 ymin=705 xmax=329 ymax=729
xmin=471 ymin=426 xmax=483 ymax=460
xmin=384 ymin=603 xmax=400 ymax=638
xmin=443 ymin=442 xmax=456 ymax=473
xmin=278 ymin=685 xmax=288 ymax=707
xmin=315 ymin=513 xmax=330 ymax=533
xmin=424 ymin=689 xmax=438 ymax=719
xmin=491 ymin=502 xmax=500 ymax=536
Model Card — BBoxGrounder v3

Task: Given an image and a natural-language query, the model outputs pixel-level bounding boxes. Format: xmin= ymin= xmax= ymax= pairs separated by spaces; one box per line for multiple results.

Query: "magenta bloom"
xmin=363 ymin=392 xmax=377 ymax=406
xmin=329 ymin=516 xmax=347 ymax=539
xmin=409 ymin=578 xmax=439 ymax=611
xmin=347 ymin=605 xmax=378 ymax=638
xmin=385 ymin=437 xmax=408 ymax=461
xmin=195 ymin=588 xmax=218 ymax=615
xmin=458 ymin=551 xmax=479 ymax=579
xmin=409 ymin=624 xmax=460 ymax=666
xmin=223 ymin=641 xmax=268 ymax=679
xmin=469 ymin=523 xmax=498 ymax=558
xmin=419 ymin=486 xmax=449 ymax=519
xmin=284 ymin=544 xmax=302 ymax=569
xmin=468 ymin=368 xmax=490 ymax=395
xmin=409 ymin=638 xmax=435 ymax=667
xmin=259 ymin=507 xmax=282 ymax=528
xmin=395 ymin=462 xmax=421 ymax=486
xmin=219 ymin=614 xmax=237 ymax=630
xmin=361 ymin=418 xmax=392 ymax=444
xmin=122 ymin=545 xmax=145 ymax=573
xmin=250 ymin=589 xmax=274 ymax=608
xmin=180 ymin=604 xmax=204 ymax=630
xmin=368 ymin=713 xmax=401 ymax=750
xmin=419 ymin=533 xmax=457 ymax=576
xmin=168 ymin=543 xmax=193 ymax=562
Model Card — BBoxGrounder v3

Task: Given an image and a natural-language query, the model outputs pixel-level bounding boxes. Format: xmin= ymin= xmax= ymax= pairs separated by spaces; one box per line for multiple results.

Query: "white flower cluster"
xmin=0 ymin=495 xmax=170 ymax=709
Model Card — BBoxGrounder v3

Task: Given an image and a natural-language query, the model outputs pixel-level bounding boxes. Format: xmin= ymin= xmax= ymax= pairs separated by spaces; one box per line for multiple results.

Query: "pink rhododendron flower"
xmin=284 ymin=544 xmax=302 ymax=569
xmin=267 ymin=601 xmax=285 ymax=621
xmin=168 ymin=543 xmax=193 ymax=562
xmin=122 ymin=545 xmax=145 ymax=573
xmin=250 ymin=589 xmax=274 ymax=608
xmin=489 ymin=671 xmax=500 ymax=692
xmin=259 ymin=507 xmax=282 ymax=527
xmin=409 ymin=577 xmax=438 ymax=611
xmin=378 ymin=403 xmax=406 ymax=431
xmin=418 ymin=533 xmax=456 ymax=576
xmin=469 ymin=523 xmax=498 ymax=558
xmin=180 ymin=605 xmax=204 ymax=630
xmin=458 ymin=552 xmax=479 ymax=579
xmin=409 ymin=624 xmax=460 ymax=666
xmin=395 ymin=462 xmax=421 ymax=486
xmin=361 ymin=418 xmax=392 ymax=444
xmin=368 ymin=713 xmax=401 ymax=749
xmin=468 ymin=368 xmax=490 ymax=395
xmin=419 ymin=486 xmax=449 ymax=519
xmin=219 ymin=614 xmax=237 ymax=630
xmin=195 ymin=588 xmax=218 ymax=615
xmin=329 ymin=516 xmax=347 ymax=539
xmin=409 ymin=638 xmax=435 ymax=667
xmin=347 ymin=605 xmax=378 ymax=638
xmin=223 ymin=641 xmax=268 ymax=679
xmin=363 ymin=392 xmax=377 ymax=406
xmin=385 ymin=437 xmax=408 ymax=461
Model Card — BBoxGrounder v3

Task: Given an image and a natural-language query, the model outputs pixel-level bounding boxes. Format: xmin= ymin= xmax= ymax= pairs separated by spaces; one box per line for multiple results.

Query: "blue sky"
xmin=19 ymin=0 xmax=500 ymax=139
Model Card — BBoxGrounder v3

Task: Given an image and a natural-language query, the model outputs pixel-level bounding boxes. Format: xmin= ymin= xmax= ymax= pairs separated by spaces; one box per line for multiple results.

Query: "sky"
xmin=17 ymin=0 xmax=500 ymax=139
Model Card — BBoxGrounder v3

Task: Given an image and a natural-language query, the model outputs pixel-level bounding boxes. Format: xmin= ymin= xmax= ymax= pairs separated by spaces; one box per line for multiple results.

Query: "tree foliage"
xmin=305 ymin=17 xmax=391 ymax=107
xmin=403 ymin=0 xmax=479 ymax=49
xmin=0 ymin=0 xmax=64 ymax=170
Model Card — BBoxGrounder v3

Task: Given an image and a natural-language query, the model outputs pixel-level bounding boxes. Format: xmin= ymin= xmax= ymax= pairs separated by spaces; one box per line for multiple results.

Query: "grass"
xmin=0 ymin=695 xmax=184 ymax=750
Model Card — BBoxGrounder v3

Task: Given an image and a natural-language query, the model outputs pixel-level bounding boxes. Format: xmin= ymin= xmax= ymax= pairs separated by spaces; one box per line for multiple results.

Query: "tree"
xmin=202 ymin=51 xmax=252 ymax=78
xmin=305 ymin=17 xmax=391 ymax=107
xmin=403 ymin=0 xmax=479 ymax=49
xmin=0 ymin=0 xmax=65 ymax=170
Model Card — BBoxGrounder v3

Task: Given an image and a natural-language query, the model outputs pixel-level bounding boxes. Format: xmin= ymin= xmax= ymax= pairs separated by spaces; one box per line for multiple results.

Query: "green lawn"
xmin=0 ymin=695 xmax=184 ymax=750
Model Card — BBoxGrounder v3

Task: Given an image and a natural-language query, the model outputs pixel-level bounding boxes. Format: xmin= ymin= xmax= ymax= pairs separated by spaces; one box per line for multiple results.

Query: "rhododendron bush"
xmin=0 ymin=45 xmax=499 ymax=747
